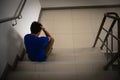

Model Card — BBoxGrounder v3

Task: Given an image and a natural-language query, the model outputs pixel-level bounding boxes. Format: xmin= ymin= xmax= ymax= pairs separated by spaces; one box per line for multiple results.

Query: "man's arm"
xmin=42 ymin=28 xmax=53 ymax=39
xmin=40 ymin=23 xmax=53 ymax=40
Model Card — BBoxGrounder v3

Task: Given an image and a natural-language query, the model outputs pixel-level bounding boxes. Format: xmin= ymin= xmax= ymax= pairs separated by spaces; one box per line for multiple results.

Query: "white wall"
xmin=15 ymin=0 xmax=41 ymax=38
xmin=39 ymin=0 xmax=120 ymax=8
xmin=0 ymin=0 xmax=41 ymax=78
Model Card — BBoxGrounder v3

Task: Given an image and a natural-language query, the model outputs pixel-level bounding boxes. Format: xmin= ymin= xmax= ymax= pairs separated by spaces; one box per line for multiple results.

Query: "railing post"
xmin=106 ymin=38 xmax=109 ymax=61
xmin=111 ymin=30 xmax=113 ymax=52
xmin=100 ymin=19 xmax=117 ymax=49
xmin=118 ymin=18 xmax=120 ymax=59
xmin=104 ymin=18 xmax=120 ymax=70
xmin=93 ymin=12 xmax=120 ymax=70
xmin=93 ymin=16 xmax=106 ymax=47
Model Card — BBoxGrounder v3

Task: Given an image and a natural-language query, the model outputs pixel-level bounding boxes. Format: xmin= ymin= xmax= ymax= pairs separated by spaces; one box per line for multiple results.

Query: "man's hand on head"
xmin=39 ymin=22 xmax=44 ymax=30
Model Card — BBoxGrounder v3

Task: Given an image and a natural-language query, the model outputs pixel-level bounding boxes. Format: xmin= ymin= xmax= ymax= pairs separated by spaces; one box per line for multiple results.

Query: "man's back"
xmin=24 ymin=34 xmax=49 ymax=61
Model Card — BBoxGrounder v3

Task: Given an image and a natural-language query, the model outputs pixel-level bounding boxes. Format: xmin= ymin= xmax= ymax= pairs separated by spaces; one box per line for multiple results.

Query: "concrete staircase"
xmin=6 ymin=48 xmax=119 ymax=80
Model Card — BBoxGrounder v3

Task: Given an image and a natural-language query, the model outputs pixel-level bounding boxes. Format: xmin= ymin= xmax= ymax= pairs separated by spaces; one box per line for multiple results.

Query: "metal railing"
xmin=0 ymin=0 xmax=26 ymax=26
xmin=93 ymin=12 xmax=120 ymax=70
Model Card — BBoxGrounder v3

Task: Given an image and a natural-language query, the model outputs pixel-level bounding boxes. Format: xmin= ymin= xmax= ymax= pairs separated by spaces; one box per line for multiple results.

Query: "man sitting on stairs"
xmin=24 ymin=21 xmax=54 ymax=62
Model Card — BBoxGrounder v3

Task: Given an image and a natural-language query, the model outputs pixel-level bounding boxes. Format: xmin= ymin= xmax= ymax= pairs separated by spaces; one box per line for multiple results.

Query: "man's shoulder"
xmin=24 ymin=34 xmax=31 ymax=37
xmin=24 ymin=34 xmax=31 ymax=39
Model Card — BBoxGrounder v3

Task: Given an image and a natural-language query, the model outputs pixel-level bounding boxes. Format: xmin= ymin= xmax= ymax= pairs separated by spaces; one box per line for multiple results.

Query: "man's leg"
xmin=45 ymin=38 xmax=54 ymax=58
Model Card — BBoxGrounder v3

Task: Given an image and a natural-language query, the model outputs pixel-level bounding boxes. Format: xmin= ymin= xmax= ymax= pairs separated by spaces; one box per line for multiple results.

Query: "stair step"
xmin=17 ymin=48 xmax=106 ymax=72
xmin=51 ymin=48 xmax=106 ymax=57
xmin=48 ymin=54 xmax=106 ymax=62
xmin=7 ymin=48 xmax=119 ymax=80
xmin=23 ymin=48 xmax=105 ymax=61
xmin=23 ymin=48 xmax=106 ymax=62
xmin=24 ymin=53 xmax=106 ymax=62
xmin=52 ymin=48 xmax=103 ymax=54
xmin=16 ymin=61 xmax=105 ymax=72
xmin=112 ymin=64 xmax=120 ymax=71
xmin=6 ymin=71 xmax=119 ymax=80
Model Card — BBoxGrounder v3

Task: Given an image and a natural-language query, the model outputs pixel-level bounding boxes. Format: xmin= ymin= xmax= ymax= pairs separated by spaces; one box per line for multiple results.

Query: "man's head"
xmin=30 ymin=21 xmax=42 ymax=34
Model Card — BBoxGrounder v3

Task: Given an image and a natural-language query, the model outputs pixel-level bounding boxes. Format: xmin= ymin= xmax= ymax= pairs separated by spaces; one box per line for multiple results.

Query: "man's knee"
xmin=50 ymin=37 xmax=54 ymax=43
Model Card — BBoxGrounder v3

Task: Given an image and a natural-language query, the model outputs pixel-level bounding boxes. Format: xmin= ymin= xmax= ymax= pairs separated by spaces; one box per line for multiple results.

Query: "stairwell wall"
xmin=39 ymin=0 xmax=120 ymax=8
xmin=0 ymin=0 xmax=41 ymax=78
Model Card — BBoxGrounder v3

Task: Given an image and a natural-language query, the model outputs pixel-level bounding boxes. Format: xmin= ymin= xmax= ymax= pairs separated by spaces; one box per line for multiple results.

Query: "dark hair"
xmin=30 ymin=21 xmax=42 ymax=34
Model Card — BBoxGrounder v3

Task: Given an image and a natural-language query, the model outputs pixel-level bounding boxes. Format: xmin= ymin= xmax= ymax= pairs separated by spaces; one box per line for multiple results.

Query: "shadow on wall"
xmin=0 ymin=22 xmax=24 ymax=78
xmin=7 ymin=25 xmax=24 ymax=66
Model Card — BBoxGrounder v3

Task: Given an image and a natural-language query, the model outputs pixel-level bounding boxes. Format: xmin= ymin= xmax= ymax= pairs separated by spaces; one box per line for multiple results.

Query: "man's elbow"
xmin=49 ymin=37 xmax=54 ymax=42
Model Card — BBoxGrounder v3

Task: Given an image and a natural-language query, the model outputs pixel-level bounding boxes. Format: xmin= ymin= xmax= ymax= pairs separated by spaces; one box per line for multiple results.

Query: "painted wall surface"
xmin=39 ymin=0 xmax=120 ymax=52
xmin=15 ymin=0 xmax=41 ymax=38
xmin=39 ymin=0 xmax=120 ymax=8
xmin=0 ymin=0 xmax=41 ymax=78
xmin=0 ymin=0 xmax=21 ymax=19
xmin=40 ymin=7 xmax=120 ymax=51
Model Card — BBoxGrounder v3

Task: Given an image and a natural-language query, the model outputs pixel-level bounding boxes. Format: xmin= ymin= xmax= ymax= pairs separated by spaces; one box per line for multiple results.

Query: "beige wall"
xmin=39 ymin=0 xmax=120 ymax=8
xmin=40 ymin=7 xmax=120 ymax=50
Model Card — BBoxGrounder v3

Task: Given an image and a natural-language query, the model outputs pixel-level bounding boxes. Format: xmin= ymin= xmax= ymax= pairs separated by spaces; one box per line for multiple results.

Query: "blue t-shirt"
xmin=24 ymin=34 xmax=49 ymax=62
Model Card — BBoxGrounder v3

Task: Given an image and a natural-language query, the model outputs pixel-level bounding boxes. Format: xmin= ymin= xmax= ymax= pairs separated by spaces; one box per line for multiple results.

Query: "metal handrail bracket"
xmin=93 ymin=12 xmax=120 ymax=70
xmin=0 ymin=0 xmax=26 ymax=24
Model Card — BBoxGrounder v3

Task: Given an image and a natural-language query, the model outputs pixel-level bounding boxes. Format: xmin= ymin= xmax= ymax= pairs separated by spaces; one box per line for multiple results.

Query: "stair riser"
xmin=7 ymin=71 xmax=119 ymax=80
